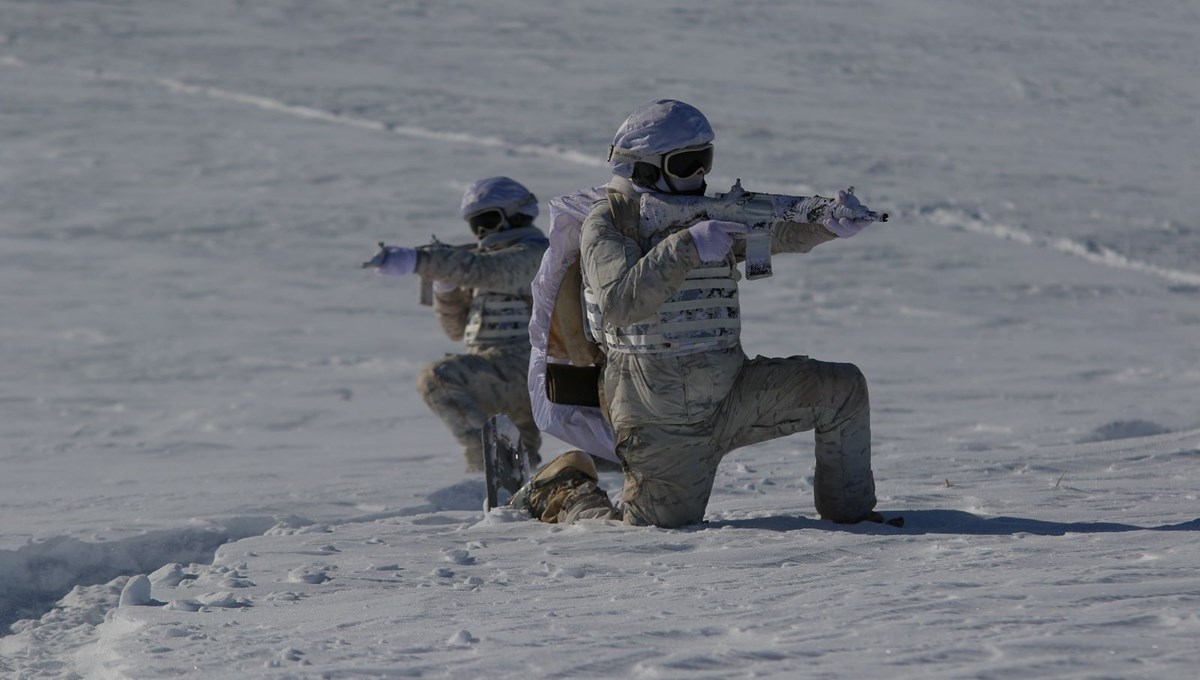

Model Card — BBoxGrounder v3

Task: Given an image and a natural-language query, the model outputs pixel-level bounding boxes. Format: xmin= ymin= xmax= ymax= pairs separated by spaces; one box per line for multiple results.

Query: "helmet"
xmin=460 ymin=177 xmax=539 ymax=238
xmin=607 ymin=99 xmax=714 ymax=194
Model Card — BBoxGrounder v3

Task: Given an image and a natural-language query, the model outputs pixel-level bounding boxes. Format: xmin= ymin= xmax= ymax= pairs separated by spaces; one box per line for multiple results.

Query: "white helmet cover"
xmin=608 ymin=99 xmax=715 ymax=179
xmin=459 ymin=176 xmax=539 ymax=220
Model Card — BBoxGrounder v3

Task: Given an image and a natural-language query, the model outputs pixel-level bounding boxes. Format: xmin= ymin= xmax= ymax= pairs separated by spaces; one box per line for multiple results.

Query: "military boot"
xmin=510 ymin=451 xmax=615 ymax=523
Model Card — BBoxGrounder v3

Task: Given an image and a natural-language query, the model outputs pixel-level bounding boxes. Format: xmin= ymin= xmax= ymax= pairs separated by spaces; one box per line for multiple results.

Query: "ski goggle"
xmin=608 ymin=143 xmax=714 ymax=181
xmin=465 ymin=208 xmax=508 ymax=237
xmin=662 ymin=144 xmax=713 ymax=181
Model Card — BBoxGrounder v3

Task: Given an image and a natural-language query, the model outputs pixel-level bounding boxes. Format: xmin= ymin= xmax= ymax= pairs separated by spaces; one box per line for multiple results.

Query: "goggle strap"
xmin=607 ymin=145 xmax=651 ymax=165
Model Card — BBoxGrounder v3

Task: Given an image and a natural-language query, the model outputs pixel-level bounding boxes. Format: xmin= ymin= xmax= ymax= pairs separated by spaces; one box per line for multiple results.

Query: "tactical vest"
xmin=459 ymin=226 xmax=544 ymax=350
xmin=464 ymin=292 xmax=533 ymax=348
xmin=583 ymin=189 xmax=742 ymax=357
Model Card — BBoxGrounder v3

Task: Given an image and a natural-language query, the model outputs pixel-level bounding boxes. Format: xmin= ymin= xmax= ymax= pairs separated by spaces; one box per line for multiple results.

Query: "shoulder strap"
xmin=605 ymin=188 xmax=641 ymax=242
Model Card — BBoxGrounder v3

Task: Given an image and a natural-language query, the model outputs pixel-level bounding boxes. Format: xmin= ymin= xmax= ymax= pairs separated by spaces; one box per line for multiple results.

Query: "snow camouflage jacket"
xmin=415 ymin=225 xmax=549 ymax=352
xmin=527 ymin=187 xmax=618 ymax=462
xmin=579 ymin=178 xmax=838 ymax=428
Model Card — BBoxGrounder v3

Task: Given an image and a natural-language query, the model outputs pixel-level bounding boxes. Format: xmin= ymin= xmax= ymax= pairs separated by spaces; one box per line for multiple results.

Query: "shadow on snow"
xmin=704 ymin=510 xmax=1200 ymax=536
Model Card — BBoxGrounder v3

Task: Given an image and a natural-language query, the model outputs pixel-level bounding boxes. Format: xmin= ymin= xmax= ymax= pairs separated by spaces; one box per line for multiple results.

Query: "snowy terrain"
xmin=2 ymin=0 xmax=1198 ymax=677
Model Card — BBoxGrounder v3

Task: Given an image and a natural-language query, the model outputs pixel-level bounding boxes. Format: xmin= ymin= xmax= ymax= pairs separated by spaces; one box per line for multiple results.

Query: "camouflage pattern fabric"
xmin=615 ymin=354 xmax=875 ymax=527
xmin=417 ymin=347 xmax=541 ymax=471
xmin=574 ymin=180 xmax=874 ymax=526
xmin=553 ymin=480 xmax=621 ymax=523
xmin=417 ymin=225 xmax=548 ymax=350
xmin=518 ymin=450 xmax=621 ymax=523
xmin=414 ymin=225 xmax=548 ymax=470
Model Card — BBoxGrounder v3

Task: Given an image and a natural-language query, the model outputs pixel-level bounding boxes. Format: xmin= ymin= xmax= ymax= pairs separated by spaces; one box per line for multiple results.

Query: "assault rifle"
xmin=363 ymin=236 xmax=475 ymax=305
xmin=639 ymin=180 xmax=887 ymax=279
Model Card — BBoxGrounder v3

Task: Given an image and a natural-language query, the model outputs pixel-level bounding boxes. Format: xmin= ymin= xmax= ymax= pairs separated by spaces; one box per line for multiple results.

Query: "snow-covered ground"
xmin=2 ymin=0 xmax=1198 ymax=677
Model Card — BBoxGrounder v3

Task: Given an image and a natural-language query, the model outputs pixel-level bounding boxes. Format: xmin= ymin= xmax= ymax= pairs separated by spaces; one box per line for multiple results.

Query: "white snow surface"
xmin=2 ymin=0 xmax=1199 ymax=678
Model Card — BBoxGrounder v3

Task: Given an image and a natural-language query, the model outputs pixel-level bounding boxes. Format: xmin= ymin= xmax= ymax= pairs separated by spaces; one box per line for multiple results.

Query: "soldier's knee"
xmin=839 ymin=361 xmax=867 ymax=388
xmin=416 ymin=362 xmax=441 ymax=401
xmin=621 ymin=495 xmax=706 ymax=529
xmin=622 ymin=508 xmax=650 ymax=527
xmin=417 ymin=358 xmax=468 ymax=400
xmin=833 ymin=362 xmax=870 ymax=411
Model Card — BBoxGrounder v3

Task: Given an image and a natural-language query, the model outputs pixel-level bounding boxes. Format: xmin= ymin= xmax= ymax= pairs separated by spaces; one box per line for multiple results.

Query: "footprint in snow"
xmin=447 ymin=629 xmax=479 ymax=646
xmin=441 ymin=548 xmax=476 ymax=565
xmin=196 ymin=591 xmax=252 ymax=608
xmin=287 ymin=563 xmax=335 ymax=584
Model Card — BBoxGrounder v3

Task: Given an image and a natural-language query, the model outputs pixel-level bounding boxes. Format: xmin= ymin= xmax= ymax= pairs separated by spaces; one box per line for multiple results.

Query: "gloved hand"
xmin=362 ymin=243 xmax=419 ymax=275
xmin=688 ymin=220 xmax=748 ymax=261
xmin=432 ymin=280 xmax=458 ymax=294
xmin=823 ymin=188 xmax=874 ymax=238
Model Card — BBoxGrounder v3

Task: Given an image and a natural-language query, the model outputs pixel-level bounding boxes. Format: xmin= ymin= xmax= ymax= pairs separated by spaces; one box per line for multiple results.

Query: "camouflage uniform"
xmin=578 ymin=178 xmax=877 ymax=527
xmin=415 ymin=225 xmax=548 ymax=470
xmin=518 ymin=100 xmax=879 ymax=527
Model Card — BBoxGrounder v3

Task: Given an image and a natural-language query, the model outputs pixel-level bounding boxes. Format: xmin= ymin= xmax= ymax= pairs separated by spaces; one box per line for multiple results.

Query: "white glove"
xmin=824 ymin=216 xmax=873 ymax=238
xmin=823 ymin=189 xmax=874 ymax=238
xmin=688 ymin=220 xmax=748 ymax=261
xmin=432 ymin=280 xmax=458 ymax=294
xmin=362 ymin=244 xmax=419 ymax=275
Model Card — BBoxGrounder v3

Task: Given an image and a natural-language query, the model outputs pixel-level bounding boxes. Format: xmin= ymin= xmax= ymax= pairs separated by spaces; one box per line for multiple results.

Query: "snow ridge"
xmin=926 ymin=207 xmax=1200 ymax=287
xmin=0 ymin=523 xmax=272 ymax=633
xmin=0 ymin=55 xmax=605 ymax=171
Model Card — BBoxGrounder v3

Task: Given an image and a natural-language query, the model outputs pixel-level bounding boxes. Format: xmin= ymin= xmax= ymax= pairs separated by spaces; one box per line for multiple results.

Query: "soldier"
xmin=366 ymin=177 xmax=548 ymax=472
xmin=516 ymin=100 xmax=886 ymax=527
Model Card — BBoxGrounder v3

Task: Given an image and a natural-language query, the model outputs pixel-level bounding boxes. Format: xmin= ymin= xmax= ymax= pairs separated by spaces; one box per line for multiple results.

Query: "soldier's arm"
xmin=770 ymin=221 xmax=839 ymax=254
xmin=415 ymin=242 xmax=546 ymax=294
xmin=431 ymin=287 xmax=472 ymax=341
xmin=579 ymin=200 xmax=702 ymax=327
